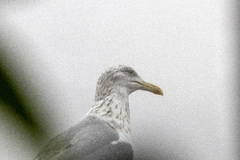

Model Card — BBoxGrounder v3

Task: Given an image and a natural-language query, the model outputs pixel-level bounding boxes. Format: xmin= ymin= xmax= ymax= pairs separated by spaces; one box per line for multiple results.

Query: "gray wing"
xmin=34 ymin=116 xmax=133 ymax=160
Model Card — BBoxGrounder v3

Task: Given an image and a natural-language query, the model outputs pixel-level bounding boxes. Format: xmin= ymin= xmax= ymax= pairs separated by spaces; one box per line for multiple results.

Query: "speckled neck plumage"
xmin=88 ymin=90 xmax=131 ymax=135
xmin=85 ymin=65 xmax=161 ymax=145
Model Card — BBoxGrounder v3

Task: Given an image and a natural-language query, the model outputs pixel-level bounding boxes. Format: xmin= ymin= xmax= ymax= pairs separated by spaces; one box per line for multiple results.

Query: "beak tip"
xmin=140 ymin=81 xmax=163 ymax=96
xmin=160 ymin=90 xmax=163 ymax=96
xmin=153 ymin=89 xmax=163 ymax=96
xmin=158 ymin=91 xmax=164 ymax=96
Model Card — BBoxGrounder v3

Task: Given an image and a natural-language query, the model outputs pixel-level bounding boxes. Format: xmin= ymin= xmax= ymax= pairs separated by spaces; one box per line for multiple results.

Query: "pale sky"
xmin=0 ymin=0 xmax=237 ymax=159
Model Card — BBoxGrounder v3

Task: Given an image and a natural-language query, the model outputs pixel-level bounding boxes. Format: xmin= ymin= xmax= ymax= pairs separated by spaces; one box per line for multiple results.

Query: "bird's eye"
xmin=128 ymin=70 xmax=133 ymax=74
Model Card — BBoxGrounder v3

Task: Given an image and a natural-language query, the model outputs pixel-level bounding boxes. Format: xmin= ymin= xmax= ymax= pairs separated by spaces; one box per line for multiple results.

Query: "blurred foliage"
xmin=0 ymin=65 xmax=35 ymax=125
xmin=0 ymin=42 xmax=47 ymax=141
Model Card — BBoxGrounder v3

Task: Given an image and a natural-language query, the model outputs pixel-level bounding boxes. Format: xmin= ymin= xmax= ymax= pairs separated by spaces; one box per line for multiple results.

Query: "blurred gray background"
xmin=0 ymin=0 xmax=238 ymax=159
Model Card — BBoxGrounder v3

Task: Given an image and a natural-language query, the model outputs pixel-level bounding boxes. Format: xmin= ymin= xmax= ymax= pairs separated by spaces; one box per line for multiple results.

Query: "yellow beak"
xmin=140 ymin=81 xmax=163 ymax=96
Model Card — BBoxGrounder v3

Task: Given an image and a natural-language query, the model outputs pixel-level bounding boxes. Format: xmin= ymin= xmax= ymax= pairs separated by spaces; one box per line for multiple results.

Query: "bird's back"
xmin=34 ymin=116 xmax=133 ymax=160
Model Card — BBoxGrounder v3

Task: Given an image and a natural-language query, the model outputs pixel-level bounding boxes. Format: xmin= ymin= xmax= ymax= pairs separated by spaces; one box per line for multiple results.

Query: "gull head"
xmin=95 ymin=65 xmax=163 ymax=101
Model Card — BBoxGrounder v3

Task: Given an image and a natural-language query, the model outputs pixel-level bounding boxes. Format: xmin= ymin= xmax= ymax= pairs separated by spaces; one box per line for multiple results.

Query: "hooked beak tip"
xmin=139 ymin=81 xmax=163 ymax=96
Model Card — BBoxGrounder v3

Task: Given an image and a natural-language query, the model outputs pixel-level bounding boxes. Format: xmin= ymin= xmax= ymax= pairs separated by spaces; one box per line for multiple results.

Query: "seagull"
xmin=34 ymin=65 xmax=163 ymax=160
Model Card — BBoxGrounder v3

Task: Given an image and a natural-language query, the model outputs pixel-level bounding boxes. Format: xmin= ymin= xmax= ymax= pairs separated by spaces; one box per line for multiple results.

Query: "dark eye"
xmin=128 ymin=70 xmax=133 ymax=75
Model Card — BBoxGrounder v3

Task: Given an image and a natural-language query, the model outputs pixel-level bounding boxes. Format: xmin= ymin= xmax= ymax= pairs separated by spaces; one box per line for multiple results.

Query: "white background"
xmin=0 ymin=0 xmax=238 ymax=159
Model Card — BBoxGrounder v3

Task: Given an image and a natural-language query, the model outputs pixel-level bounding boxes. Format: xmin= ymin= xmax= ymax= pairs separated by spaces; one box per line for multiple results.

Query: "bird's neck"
xmin=88 ymin=90 xmax=131 ymax=135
